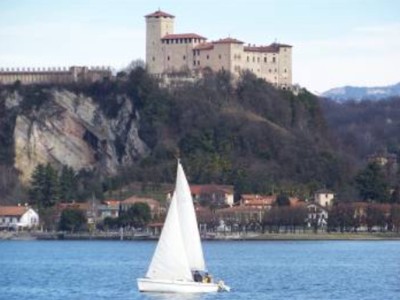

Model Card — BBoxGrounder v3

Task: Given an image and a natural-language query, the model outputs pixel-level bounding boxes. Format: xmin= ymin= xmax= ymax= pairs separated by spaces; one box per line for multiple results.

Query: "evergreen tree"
xmin=355 ymin=163 xmax=390 ymax=202
xmin=58 ymin=208 xmax=87 ymax=232
xmin=59 ymin=165 xmax=77 ymax=202
xmin=29 ymin=163 xmax=59 ymax=208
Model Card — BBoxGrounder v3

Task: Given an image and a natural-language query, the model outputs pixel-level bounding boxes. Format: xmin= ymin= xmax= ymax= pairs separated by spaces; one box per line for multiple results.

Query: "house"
xmin=57 ymin=201 xmax=98 ymax=225
xmin=314 ymin=189 xmax=335 ymax=207
xmin=120 ymin=196 xmax=164 ymax=217
xmin=240 ymin=194 xmax=276 ymax=209
xmin=0 ymin=206 xmax=39 ymax=230
xmin=166 ymin=184 xmax=234 ymax=207
xmin=97 ymin=200 xmax=120 ymax=220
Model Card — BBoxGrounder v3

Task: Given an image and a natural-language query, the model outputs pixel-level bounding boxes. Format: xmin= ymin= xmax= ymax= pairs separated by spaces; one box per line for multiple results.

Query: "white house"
xmin=314 ymin=189 xmax=335 ymax=207
xmin=0 ymin=206 xmax=39 ymax=230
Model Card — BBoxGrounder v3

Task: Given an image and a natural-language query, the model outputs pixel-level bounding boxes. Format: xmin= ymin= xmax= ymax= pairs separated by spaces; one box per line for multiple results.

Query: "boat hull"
xmin=137 ymin=278 xmax=219 ymax=293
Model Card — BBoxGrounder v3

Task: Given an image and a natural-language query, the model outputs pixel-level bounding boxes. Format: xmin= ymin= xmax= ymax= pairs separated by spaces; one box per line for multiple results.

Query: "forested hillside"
xmin=321 ymin=97 xmax=400 ymax=163
xmin=0 ymin=68 xmax=348 ymax=203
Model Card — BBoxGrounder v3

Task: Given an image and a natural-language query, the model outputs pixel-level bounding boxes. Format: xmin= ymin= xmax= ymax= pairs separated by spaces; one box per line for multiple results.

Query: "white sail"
xmin=176 ymin=162 xmax=206 ymax=271
xmin=145 ymin=192 xmax=193 ymax=281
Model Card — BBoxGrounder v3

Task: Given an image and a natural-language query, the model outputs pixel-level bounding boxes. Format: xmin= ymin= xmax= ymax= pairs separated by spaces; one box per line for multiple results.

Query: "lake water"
xmin=0 ymin=240 xmax=399 ymax=300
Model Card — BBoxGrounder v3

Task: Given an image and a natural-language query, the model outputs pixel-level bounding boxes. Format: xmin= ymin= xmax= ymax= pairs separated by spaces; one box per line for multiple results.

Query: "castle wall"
xmin=0 ymin=67 xmax=111 ymax=85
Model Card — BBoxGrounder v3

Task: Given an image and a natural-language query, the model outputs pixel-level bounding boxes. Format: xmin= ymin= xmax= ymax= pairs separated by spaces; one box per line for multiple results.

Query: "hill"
xmin=322 ymin=82 xmax=400 ymax=102
xmin=0 ymin=68 xmax=347 ymax=202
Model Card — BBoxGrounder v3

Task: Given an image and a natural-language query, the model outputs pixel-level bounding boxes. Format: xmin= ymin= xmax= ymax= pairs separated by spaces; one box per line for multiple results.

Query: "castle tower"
xmin=145 ymin=10 xmax=175 ymax=75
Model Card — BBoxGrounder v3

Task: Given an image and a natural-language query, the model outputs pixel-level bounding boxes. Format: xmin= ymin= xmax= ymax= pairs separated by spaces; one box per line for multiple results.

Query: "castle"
xmin=145 ymin=10 xmax=292 ymax=89
xmin=0 ymin=66 xmax=112 ymax=85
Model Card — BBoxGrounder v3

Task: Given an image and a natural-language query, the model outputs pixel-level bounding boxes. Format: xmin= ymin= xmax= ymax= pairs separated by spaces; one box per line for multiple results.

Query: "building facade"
xmin=0 ymin=66 xmax=112 ymax=85
xmin=0 ymin=206 xmax=39 ymax=229
xmin=145 ymin=10 xmax=292 ymax=88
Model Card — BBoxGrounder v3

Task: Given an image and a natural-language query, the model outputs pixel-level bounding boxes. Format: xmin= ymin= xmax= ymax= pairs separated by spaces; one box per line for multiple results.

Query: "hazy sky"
xmin=0 ymin=0 xmax=399 ymax=92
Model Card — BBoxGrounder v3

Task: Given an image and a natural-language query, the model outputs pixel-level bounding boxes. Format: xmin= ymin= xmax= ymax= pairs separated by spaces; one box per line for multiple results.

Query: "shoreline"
xmin=2 ymin=231 xmax=400 ymax=241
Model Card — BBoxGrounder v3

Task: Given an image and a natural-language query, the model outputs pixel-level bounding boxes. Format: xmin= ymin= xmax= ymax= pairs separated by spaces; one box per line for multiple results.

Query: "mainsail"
xmin=145 ymin=191 xmax=193 ymax=281
xmin=175 ymin=162 xmax=206 ymax=271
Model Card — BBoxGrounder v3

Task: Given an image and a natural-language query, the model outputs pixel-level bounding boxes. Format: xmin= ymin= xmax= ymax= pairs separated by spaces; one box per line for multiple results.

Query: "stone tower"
xmin=145 ymin=10 xmax=175 ymax=75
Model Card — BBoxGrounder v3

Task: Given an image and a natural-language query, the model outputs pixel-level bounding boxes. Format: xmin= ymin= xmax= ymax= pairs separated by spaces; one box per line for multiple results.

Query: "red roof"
xmin=193 ymin=42 xmax=214 ymax=50
xmin=145 ymin=10 xmax=175 ymax=18
xmin=162 ymin=33 xmax=206 ymax=40
xmin=213 ymin=37 xmax=244 ymax=44
xmin=190 ymin=184 xmax=234 ymax=195
xmin=0 ymin=206 xmax=29 ymax=216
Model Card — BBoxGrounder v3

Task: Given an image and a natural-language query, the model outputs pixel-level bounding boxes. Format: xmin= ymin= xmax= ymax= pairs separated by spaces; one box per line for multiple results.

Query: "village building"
xmin=120 ymin=196 xmax=164 ymax=217
xmin=167 ymin=184 xmax=234 ymax=207
xmin=97 ymin=200 xmax=120 ymax=220
xmin=314 ymin=189 xmax=335 ymax=207
xmin=0 ymin=206 xmax=39 ymax=230
xmin=240 ymin=194 xmax=276 ymax=210
xmin=145 ymin=10 xmax=292 ymax=89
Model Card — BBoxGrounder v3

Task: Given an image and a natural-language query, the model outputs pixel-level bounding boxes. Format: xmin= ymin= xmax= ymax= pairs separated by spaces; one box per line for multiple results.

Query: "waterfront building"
xmin=0 ymin=206 xmax=39 ymax=229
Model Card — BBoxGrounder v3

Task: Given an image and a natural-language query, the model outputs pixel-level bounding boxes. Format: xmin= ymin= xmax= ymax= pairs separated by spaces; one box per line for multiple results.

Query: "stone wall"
xmin=0 ymin=66 xmax=112 ymax=85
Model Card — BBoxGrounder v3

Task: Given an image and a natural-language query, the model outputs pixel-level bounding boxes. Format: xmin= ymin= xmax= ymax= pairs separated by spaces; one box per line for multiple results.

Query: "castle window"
xmin=247 ymin=56 xmax=249 ymax=62
xmin=197 ymin=60 xmax=200 ymax=65
xmin=207 ymin=55 xmax=209 ymax=60
xmin=269 ymin=69 xmax=271 ymax=73
xmin=219 ymin=55 xmax=222 ymax=59
xmin=189 ymin=38 xmax=192 ymax=43
xmin=252 ymin=57 xmax=255 ymax=62
xmin=167 ymin=56 xmax=170 ymax=61
xmin=284 ymin=68 xmax=287 ymax=73
xmin=152 ymin=57 xmax=155 ymax=62
xmin=272 ymin=57 xmax=276 ymax=63
xmin=180 ymin=38 xmax=183 ymax=43
xmin=193 ymin=61 xmax=196 ymax=66
xmin=183 ymin=55 xmax=186 ymax=60
xmin=184 ymin=38 xmax=188 ymax=43
xmin=175 ymin=39 xmax=178 ymax=44
xmin=264 ymin=57 xmax=267 ymax=63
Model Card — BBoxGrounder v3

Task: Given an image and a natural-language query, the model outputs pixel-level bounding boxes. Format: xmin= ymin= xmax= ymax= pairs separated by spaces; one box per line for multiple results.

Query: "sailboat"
xmin=137 ymin=161 xmax=230 ymax=293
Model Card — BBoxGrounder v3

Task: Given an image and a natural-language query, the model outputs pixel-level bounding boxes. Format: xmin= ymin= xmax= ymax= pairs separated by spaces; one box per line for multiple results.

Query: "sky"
xmin=0 ymin=0 xmax=399 ymax=92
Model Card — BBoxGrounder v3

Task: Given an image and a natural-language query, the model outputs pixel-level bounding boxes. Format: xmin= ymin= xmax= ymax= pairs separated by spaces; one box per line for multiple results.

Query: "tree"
xmin=58 ymin=208 xmax=87 ymax=232
xmin=355 ymin=163 xmax=390 ymax=202
xmin=119 ymin=203 xmax=151 ymax=228
xmin=29 ymin=163 xmax=60 ymax=208
xmin=59 ymin=165 xmax=77 ymax=202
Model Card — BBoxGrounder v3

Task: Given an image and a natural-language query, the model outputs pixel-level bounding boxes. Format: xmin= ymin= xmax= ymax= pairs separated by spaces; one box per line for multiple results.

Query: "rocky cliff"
xmin=2 ymin=89 xmax=149 ymax=183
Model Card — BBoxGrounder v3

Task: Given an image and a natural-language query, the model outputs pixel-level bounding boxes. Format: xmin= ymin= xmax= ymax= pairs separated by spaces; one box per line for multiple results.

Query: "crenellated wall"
xmin=0 ymin=66 xmax=112 ymax=85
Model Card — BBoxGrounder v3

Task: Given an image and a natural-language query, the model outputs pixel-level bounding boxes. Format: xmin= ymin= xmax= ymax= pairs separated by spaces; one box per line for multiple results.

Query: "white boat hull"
xmin=137 ymin=278 xmax=219 ymax=293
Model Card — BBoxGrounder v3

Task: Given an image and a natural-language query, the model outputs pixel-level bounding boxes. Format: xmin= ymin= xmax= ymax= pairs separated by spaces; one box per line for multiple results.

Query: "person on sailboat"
xmin=193 ymin=271 xmax=203 ymax=282
xmin=203 ymin=272 xmax=212 ymax=283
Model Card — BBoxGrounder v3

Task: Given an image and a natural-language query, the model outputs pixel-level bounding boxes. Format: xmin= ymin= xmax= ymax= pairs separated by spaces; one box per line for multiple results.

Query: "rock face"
xmin=9 ymin=90 xmax=149 ymax=183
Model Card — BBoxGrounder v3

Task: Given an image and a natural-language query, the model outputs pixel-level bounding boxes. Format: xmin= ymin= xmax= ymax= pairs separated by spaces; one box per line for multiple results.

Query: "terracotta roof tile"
xmin=0 ymin=206 xmax=28 ymax=216
xmin=190 ymin=184 xmax=234 ymax=195
xmin=145 ymin=10 xmax=175 ymax=18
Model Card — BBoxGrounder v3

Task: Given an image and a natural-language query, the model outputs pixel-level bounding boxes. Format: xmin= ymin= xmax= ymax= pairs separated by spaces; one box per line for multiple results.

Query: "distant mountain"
xmin=322 ymin=82 xmax=400 ymax=102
